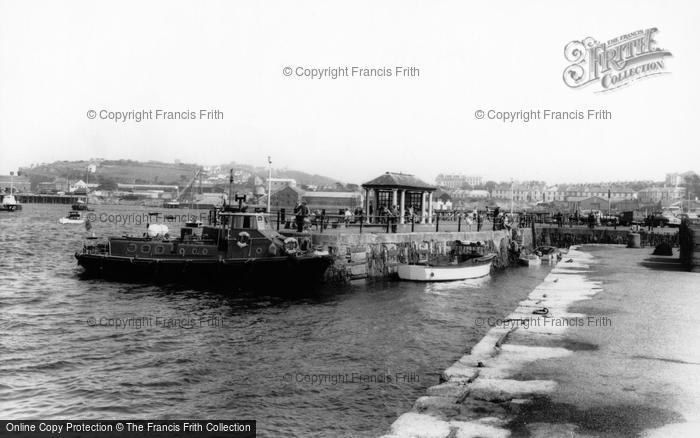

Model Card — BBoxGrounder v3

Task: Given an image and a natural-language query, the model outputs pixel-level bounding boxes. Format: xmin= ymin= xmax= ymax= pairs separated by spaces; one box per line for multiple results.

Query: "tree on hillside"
xmin=683 ymin=174 xmax=700 ymax=200
xmin=484 ymin=181 xmax=497 ymax=194
xmin=96 ymin=175 xmax=118 ymax=191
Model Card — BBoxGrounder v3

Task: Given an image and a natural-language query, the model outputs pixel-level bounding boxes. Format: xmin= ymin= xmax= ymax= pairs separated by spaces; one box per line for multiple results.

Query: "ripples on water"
xmin=0 ymin=205 xmax=551 ymax=436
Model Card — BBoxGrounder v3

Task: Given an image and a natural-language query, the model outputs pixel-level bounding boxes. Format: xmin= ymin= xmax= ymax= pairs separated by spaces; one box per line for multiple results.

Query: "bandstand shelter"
xmin=361 ymin=172 xmax=436 ymax=224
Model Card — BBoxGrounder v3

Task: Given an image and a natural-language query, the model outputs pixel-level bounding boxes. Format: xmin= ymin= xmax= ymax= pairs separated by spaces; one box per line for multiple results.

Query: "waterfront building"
xmin=570 ymin=196 xmax=611 ymax=213
xmin=301 ymin=191 xmax=362 ymax=213
xmin=449 ymin=189 xmax=489 ymax=201
xmin=543 ymin=186 xmax=567 ymax=202
xmin=435 ymin=174 xmax=482 ymax=189
xmin=563 ymin=184 xmax=636 ymax=201
xmin=266 ymin=185 xmax=303 ymax=212
xmin=362 ymin=172 xmax=436 ymax=224
xmin=116 ymin=183 xmax=179 ymax=197
xmin=638 ymin=186 xmax=686 ymax=203
xmin=492 ymin=182 xmax=546 ymax=202
xmin=267 ymin=178 xmax=297 ymax=192
xmin=37 ymin=178 xmax=71 ymax=194
xmin=665 ymin=173 xmax=684 ymax=186
xmin=69 ymin=179 xmax=100 ymax=194
xmin=0 ymin=174 xmax=30 ymax=193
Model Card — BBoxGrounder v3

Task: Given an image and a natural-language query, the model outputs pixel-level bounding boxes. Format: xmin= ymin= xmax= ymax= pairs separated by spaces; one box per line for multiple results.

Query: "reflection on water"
xmin=0 ymin=204 xmax=551 ymax=437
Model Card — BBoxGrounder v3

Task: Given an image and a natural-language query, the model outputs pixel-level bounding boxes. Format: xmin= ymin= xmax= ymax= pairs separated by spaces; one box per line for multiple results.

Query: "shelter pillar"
xmin=421 ymin=191 xmax=427 ymax=224
xmin=428 ymin=192 xmax=434 ymax=224
xmin=365 ymin=188 xmax=370 ymax=223
xmin=399 ymin=190 xmax=406 ymax=224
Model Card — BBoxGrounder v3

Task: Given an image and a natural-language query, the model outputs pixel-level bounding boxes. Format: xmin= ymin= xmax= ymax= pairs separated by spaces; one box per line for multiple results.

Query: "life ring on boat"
xmin=284 ymin=237 xmax=299 ymax=254
xmin=237 ymin=231 xmax=251 ymax=248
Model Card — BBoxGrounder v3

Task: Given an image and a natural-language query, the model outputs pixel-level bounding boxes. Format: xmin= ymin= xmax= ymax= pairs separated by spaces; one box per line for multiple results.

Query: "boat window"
xmin=154 ymin=246 xmax=164 ymax=255
xmin=232 ymin=215 xmax=253 ymax=229
xmin=141 ymin=245 xmax=151 ymax=254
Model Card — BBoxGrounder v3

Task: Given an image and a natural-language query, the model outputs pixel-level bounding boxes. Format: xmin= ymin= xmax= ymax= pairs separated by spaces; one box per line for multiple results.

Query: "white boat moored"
xmin=398 ymin=255 xmax=494 ymax=282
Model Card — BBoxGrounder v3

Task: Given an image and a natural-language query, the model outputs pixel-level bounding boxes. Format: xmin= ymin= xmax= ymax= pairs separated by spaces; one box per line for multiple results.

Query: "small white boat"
xmin=59 ymin=211 xmax=85 ymax=224
xmin=519 ymin=254 xmax=541 ymax=267
xmin=398 ymin=254 xmax=495 ymax=282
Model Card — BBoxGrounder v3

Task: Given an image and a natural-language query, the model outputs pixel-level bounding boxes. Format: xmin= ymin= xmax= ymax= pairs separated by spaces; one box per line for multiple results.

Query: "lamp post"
xmin=510 ymin=179 xmax=514 ymax=215
xmin=267 ymin=156 xmax=272 ymax=213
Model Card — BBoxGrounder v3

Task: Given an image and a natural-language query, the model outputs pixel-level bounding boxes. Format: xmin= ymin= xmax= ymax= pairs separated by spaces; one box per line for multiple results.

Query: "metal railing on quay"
xmin=268 ymin=209 xmax=533 ymax=234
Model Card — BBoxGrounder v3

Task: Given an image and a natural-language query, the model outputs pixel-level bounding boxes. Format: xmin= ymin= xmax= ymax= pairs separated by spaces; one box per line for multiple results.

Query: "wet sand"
xmin=383 ymin=245 xmax=700 ymax=437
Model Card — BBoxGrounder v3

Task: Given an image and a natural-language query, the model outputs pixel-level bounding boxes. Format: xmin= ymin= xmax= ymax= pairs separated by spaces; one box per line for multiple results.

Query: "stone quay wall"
xmin=535 ymin=226 xmax=679 ymax=249
xmin=311 ymin=228 xmax=533 ymax=283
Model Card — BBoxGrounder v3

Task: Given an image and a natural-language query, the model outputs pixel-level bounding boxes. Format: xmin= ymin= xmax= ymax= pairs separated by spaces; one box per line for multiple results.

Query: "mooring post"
xmin=458 ymin=214 xmax=462 ymax=232
xmin=435 ymin=213 xmax=439 ymax=232
xmin=411 ymin=216 xmax=415 ymax=233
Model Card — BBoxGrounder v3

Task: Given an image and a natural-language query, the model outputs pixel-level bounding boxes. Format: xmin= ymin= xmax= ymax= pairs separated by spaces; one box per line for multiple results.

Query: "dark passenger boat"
xmin=75 ymin=203 xmax=333 ymax=288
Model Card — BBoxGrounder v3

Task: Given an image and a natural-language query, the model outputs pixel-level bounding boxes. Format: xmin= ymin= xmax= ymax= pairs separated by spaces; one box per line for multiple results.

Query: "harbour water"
xmin=0 ymin=205 xmax=551 ymax=437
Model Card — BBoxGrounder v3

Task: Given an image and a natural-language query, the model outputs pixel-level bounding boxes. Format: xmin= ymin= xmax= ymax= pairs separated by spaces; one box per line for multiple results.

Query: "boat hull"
xmin=397 ymin=260 xmax=492 ymax=282
xmin=59 ymin=218 xmax=85 ymax=224
xmin=75 ymin=252 xmax=333 ymax=289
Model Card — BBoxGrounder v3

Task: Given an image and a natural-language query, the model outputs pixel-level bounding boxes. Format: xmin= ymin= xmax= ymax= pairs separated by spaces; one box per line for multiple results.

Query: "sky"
xmin=0 ymin=0 xmax=698 ymax=185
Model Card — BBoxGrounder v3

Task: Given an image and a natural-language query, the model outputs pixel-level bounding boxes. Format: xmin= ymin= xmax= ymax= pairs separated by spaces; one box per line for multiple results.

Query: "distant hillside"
xmin=20 ymin=159 xmax=338 ymax=190
xmin=20 ymin=160 xmax=200 ymax=189
xmin=220 ymin=162 xmax=338 ymax=187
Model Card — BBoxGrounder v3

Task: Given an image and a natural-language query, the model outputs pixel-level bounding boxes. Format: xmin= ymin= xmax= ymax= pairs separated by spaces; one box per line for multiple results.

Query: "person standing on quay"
xmin=294 ymin=201 xmax=309 ymax=232
xmin=390 ymin=205 xmax=399 ymax=233
xmin=477 ymin=212 xmax=483 ymax=231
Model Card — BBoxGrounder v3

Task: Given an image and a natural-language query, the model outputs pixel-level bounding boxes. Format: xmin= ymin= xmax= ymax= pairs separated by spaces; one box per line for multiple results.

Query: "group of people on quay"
xmin=290 ymin=201 xmax=531 ymax=233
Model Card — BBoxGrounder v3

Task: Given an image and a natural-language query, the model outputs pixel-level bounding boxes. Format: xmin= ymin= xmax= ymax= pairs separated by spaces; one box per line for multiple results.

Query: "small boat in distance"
xmin=1 ymin=172 xmax=22 ymax=211
xmin=59 ymin=211 xmax=85 ymax=224
xmin=1 ymin=194 xmax=22 ymax=212
xmin=398 ymin=253 xmax=495 ymax=282
xmin=71 ymin=199 xmax=91 ymax=211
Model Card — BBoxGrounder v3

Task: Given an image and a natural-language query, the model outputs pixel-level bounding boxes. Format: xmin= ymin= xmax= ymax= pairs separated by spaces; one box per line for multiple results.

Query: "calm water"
xmin=0 ymin=204 xmax=551 ymax=437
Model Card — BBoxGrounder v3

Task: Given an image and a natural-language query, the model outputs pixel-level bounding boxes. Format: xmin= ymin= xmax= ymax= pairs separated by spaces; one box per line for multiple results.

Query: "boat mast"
xmin=228 ymin=168 xmax=233 ymax=207
xmin=85 ymin=165 xmax=89 ymax=208
xmin=267 ymin=156 xmax=272 ymax=213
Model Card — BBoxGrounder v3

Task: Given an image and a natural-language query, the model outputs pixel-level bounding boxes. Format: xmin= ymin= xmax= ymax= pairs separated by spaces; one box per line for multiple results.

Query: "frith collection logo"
xmin=563 ymin=28 xmax=672 ymax=92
